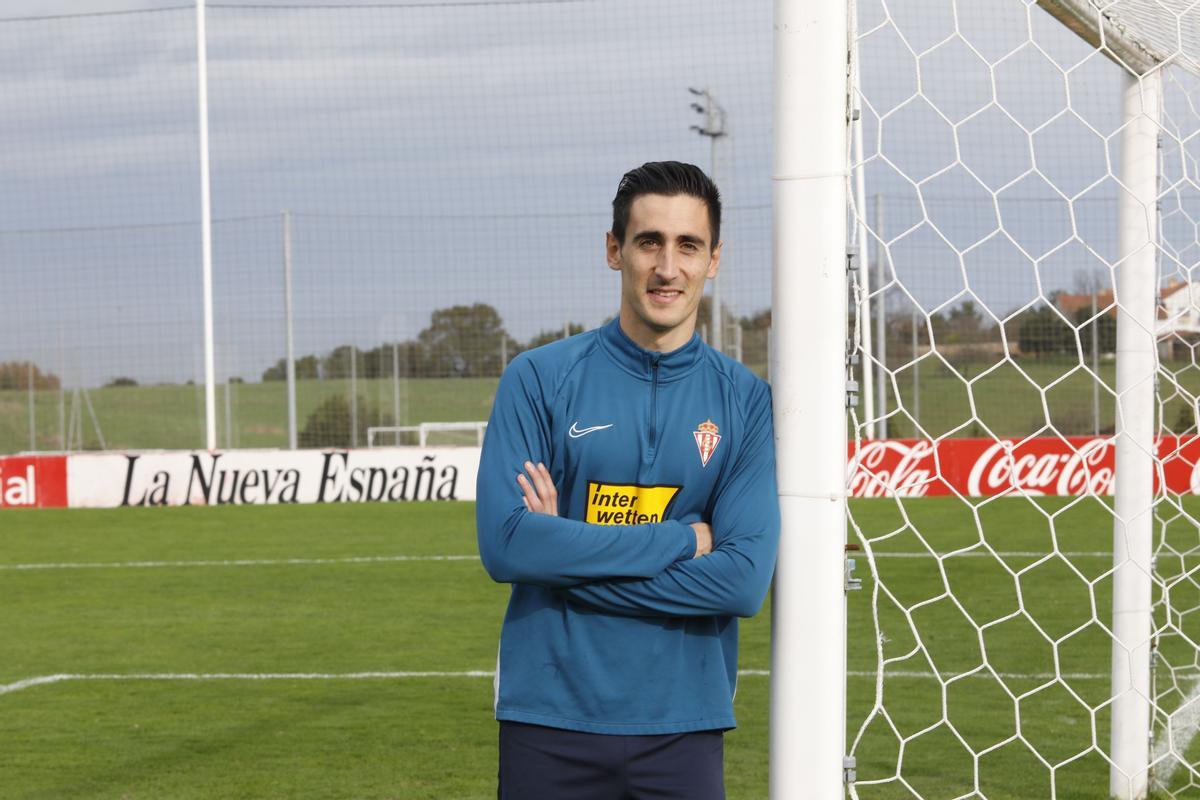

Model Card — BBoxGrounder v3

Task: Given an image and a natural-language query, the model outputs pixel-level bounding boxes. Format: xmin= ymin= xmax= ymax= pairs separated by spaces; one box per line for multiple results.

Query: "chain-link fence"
xmin=1 ymin=0 xmax=772 ymax=453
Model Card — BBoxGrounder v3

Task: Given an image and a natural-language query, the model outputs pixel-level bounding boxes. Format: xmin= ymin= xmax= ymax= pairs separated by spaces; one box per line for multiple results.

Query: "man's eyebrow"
xmin=630 ymin=230 xmax=709 ymax=247
xmin=631 ymin=229 xmax=664 ymax=242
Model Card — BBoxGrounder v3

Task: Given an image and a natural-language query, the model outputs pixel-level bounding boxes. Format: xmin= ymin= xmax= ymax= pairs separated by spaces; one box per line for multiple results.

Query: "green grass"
xmin=2 ymin=377 xmax=500 ymax=453
xmin=7 ymin=356 xmax=1200 ymax=454
xmin=1 ymin=498 xmax=1198 ymax=797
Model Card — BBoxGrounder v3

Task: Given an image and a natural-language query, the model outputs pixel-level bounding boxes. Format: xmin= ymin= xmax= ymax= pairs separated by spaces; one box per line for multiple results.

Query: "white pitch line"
xmin=0 ymin=555 xmax=479 ymax=571
xmin=1152 ymin=677 xmax=1200 ymax=786
xmin=871 ymin=551 xmax=1113 ymax=558
xmin=0 ymin=552 xmax=1136 ymax=572
xmin=0 ymin=669 xmax=1110 ymax=697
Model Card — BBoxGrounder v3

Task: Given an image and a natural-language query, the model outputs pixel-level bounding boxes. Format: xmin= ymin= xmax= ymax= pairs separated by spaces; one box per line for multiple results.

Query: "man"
xmin=476 ymin=161 xmax=779 ymax=799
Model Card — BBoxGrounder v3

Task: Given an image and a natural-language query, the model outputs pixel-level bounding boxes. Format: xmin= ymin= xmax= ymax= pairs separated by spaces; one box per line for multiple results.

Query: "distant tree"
xmin=0 ymin=362 xmax=61 ymax=391
xmin=418 ymin=303 xmax=512 ymax=377
xmin=298 ymin=394 xmax=392 ymax=448
xmin=104 ymin=377 xmax=138 ymax=388
xmin=696 ymin=296 xmax=738 ymax=345
xmin=943 ymin=300 xmax=990 ymax=343
xmin=739 ymin=308 xmax=771 ymax=368
xmin=362 ymin=341 xmax=425 ymax=379
xmin=1017 ymin=306 xmax=1074 ymax=355
xmin=262 ymin=355 xmax=319 ymax=382
xmin=322 ymin=345 xmax=368 ymax=380
xmin=1073 ymin=306 xmax=1117 ymax=355
xmin=525 ymin=324 xmax=584 ymax=352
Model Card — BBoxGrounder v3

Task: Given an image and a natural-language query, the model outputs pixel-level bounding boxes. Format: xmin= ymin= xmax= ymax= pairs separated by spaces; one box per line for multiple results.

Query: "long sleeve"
xmin=475 ymin=353 xmax=696 ymax=588
xmin=557 ymin=379 xmax=780 ymax=617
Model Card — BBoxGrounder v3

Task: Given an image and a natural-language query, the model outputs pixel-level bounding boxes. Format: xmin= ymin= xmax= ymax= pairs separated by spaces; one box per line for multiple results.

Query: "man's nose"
xmin=655 ymin=248 xmax=681 ymax=280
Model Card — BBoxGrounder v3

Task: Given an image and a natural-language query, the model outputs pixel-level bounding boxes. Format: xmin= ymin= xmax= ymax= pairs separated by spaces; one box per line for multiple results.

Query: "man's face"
xmin=607 ymin=193 xmax=721 ymax=351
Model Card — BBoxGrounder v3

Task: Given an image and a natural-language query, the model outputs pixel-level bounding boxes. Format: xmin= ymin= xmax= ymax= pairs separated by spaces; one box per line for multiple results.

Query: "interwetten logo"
xmin=585 ymin=481 xmax=680 ymax=525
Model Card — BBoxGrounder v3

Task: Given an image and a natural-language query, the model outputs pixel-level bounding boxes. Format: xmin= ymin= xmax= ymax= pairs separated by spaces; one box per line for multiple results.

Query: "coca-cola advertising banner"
xmin=4 ymin=436 xmax=1198 ymax=510
xmin=849 ymin=436 xmax=1200 ymax=498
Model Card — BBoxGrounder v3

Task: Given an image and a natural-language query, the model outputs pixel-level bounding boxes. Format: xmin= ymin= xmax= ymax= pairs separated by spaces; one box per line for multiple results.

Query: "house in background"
xmin=1158 ymin=277 xmax=1200 ymax=360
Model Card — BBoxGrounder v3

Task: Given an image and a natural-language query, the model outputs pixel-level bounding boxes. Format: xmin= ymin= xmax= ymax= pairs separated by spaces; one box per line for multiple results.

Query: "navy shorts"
xmin=498 ymin=721 xmax=725 ymax=800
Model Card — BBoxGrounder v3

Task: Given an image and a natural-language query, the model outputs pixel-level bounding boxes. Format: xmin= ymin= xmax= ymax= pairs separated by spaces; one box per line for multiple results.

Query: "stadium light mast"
xmin=195 ymin=0 xmax=216 ymax=451
xmin=689 ymin=87 xmax=728 ymax=355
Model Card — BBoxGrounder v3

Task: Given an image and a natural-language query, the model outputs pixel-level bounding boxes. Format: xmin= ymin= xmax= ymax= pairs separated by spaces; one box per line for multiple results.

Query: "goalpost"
xmin=772 ymin=1 xmax=1200 ymax=798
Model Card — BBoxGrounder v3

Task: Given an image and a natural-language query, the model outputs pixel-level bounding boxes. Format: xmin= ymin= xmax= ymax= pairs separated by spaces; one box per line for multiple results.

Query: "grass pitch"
xmin=1 ymin=498 xmax=1198 ymax=798
xmin=9 ymin=356 xmax=1200 ymax=453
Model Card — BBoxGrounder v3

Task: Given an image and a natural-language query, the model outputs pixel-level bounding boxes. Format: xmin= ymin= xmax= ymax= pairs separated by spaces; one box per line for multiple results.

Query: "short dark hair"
xmin=611 ymin=161 xmax=721 ymax=248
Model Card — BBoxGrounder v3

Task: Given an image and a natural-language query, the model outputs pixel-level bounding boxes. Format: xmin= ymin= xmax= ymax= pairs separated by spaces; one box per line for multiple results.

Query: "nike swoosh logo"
xmin=569 ymin=422 xmax=613 ymax=439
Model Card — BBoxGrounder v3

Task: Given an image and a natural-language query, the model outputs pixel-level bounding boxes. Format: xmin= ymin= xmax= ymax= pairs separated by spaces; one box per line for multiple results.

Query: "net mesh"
xmin=848 ymin=0 xmax=1200 ymax=797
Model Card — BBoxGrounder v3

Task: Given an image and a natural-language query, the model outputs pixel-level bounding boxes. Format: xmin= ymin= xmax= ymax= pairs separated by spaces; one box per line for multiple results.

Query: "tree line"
xmin=262 ymin=300 xmax=770 ymax=382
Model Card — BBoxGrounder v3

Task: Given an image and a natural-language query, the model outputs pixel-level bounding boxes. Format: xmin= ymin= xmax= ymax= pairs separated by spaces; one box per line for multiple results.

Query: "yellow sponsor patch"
xmin=585 ymin=481 xmax=681 ymax=525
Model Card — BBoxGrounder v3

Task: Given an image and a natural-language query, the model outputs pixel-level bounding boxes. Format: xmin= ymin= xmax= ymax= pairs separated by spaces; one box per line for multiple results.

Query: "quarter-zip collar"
xmin=598 ymin=317 xmax=705 ymax=382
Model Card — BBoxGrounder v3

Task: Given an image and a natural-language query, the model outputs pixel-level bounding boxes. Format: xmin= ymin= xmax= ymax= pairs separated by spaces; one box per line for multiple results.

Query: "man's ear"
xmin=707 ymin=240 xmax=722 ymax=280
xmin=606 ymin=231 xmax=623 ymax=271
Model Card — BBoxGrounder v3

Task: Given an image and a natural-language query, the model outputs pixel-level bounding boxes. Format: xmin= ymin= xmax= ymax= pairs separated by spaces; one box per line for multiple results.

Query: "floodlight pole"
xmin=874 ymin=193 xmax=888 ymax=440
xmin=1109 ymin=68 xmax=1160 ymax=800
xmin=769 ymin=0 xmax=849 ymax=796
xmin=195 ymin=0 xmax=216 ymax=451
xmin=690 ymin=87 xmax=728 ymax=355
xmin=283 ymin=210 xmax=297 ymax=450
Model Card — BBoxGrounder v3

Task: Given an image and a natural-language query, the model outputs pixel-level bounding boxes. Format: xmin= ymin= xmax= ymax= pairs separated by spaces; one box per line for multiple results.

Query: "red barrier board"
xmin=848 ymin=435 xmax=1200 ymax=498
xmin=0 ymin=455 xmax=68 ymax=509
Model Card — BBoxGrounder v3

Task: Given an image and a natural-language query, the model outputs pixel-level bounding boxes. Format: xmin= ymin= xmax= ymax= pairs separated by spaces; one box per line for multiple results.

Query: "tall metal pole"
xmin=851 ymin=25 xmax=874 ymax=437
xmin=196 ymin=0 xmax=216 ymax=451
xmin=392 ymin=341 xmax=401 ymax=434
xmin=912 ymin=309 xmax=920 ymax=432
xmin=769 ymin=0 xmax=848 ymax=795
xmin=1109 ymin=68 xmax=1160 ymax=800
xmin=283 ymin=210 xmax=297 ymax=450
xmin=350 ymin=344 xmax=358 ymax=448
xmin=27 ymin=361 xmax=35 ymax=452
xmin=1093 ymin=281 xmax=1101 ymax=437
xmin=690 ymin=87 xmax=728 ymax=355
xmin=874 ymin=194 xmax=887 ymax=440
xmin=223 ymin=347 xmax=232 ymax=449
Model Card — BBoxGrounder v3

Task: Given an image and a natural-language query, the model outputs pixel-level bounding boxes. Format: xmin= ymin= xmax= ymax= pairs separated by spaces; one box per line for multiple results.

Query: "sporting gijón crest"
xmin=693 ymin=419 xmax=721 ymax=467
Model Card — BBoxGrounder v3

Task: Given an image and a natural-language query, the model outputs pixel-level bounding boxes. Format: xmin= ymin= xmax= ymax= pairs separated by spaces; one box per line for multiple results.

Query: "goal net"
xmin=847 ymin=1 xmax=1200 ymax=797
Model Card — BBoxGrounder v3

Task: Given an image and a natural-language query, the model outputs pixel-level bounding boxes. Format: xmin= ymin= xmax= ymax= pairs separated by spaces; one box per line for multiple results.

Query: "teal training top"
xmin=476 ymin=318 xmax=780 ymax=735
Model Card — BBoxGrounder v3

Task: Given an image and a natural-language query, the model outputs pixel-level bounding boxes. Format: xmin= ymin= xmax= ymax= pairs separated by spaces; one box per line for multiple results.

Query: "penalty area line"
xmin=1 ymin=669 xmax=1109 ymax=697
xmin=0 ymin=555 xmax=479 ymax=571
xmin=2 ymin=552 xmax=1147 ymax=571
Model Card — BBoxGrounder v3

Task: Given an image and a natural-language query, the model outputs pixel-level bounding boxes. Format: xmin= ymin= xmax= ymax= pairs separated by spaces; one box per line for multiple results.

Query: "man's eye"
xmin=639 ymin=239 xmax=659 ymax=249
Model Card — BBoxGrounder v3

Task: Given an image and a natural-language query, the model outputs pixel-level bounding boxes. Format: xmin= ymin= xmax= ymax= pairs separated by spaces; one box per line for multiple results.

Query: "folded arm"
xmin=556 ymin=381 xmax=780 ymax=618
xmin=475 ymin=355 xmax=699 ymax=588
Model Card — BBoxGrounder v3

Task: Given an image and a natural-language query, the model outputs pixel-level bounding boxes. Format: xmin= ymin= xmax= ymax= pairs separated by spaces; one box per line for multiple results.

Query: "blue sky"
xmin=1 ymin=0 xmax=1195 ymax=386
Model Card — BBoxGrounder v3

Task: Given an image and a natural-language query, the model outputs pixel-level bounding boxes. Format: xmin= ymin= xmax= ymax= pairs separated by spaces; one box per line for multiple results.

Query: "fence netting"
xmin=0 ymin=0 xmax=771 ymax=452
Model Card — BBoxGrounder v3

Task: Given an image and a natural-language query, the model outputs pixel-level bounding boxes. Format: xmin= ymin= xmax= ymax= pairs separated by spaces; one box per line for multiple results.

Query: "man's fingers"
xmin=516 ymin=472 xmax=542 ymax=512
xmin=537 ymin=462 xmax=558 ymax=515
xmin=518 ymin=461 xmax=558 ymax=516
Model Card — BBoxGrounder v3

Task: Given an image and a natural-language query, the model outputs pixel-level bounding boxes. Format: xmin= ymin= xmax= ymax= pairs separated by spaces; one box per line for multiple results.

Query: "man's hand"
xmin=691 ymin=522 xmax=712 ymax=558
xmin=517 ymin=461 xmax=558 ymax=516
xmin=519 ymin=460 xmax=709 ymax=558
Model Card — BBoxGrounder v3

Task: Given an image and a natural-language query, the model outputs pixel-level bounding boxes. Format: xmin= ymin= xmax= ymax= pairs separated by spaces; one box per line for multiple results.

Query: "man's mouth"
xmin=648 ymin=288 xmax=682 ymax=304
